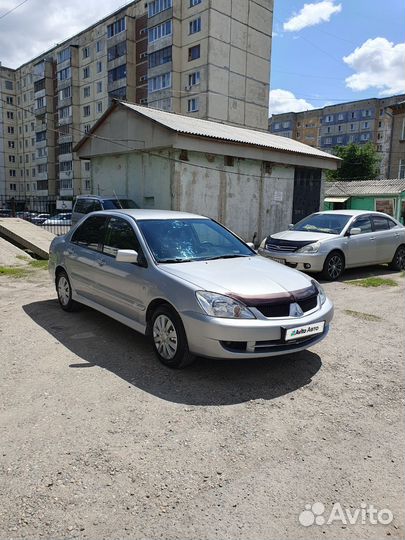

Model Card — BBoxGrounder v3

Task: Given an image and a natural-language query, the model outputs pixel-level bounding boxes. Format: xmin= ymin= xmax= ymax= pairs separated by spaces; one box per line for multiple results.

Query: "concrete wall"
xmin=173 ymin=151 xmax=294 ymax=241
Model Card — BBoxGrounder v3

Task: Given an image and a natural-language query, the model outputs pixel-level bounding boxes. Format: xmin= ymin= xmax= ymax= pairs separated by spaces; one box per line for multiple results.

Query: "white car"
xmin=43 ymin=213 xmax=72 ymax=226
xmin=259 ymin=210 xmax=405 ymax=280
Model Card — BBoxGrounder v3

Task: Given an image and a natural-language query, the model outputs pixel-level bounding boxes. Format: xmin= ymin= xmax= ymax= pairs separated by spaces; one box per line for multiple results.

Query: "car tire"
xmin=389 ymin=245 xmax=405 ymax=271
xmin=56 ymin=270 xmax=79 ymax=312
xmin=151 ymin=305 xmax=195 ymax=369
xmin=321 ymin=251 xmax=345 ymax=281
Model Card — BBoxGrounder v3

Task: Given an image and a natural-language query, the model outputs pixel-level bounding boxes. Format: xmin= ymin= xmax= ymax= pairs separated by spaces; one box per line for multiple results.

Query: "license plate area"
xmin=284 ymin=321 xmax=325 ymax=341
xmin=270 ymin=257 xmax=286 ymax=265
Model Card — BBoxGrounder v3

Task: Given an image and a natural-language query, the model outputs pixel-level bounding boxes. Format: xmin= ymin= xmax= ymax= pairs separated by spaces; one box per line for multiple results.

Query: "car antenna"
xmin=113 ymin=190 xmax=123 ymax=209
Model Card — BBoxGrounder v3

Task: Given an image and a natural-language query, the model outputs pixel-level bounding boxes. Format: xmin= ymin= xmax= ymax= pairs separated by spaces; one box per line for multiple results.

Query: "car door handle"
xmin=369 ymin=237 xmax=376 ymax=240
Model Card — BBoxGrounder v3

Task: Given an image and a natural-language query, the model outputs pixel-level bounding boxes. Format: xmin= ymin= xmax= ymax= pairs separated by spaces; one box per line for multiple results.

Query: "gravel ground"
xmin=0 ymin=265 xmax=404 ymax=540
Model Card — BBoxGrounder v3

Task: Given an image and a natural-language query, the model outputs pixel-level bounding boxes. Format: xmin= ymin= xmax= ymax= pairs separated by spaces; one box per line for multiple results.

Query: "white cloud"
xmin=283 ymin=1 xmax=342 ymax=32
xmin=269 ymin=89 xmax=314 ymax=115
xmin=0 ymin=0 xmax=133 ymax=68
xmin=343 ymin=37 xmax=405 ymax=96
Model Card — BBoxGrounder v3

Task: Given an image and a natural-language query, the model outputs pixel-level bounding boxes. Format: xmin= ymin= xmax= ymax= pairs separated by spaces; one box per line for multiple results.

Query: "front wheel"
xmin=389 ymin=245 xmax=405 ymax=271
xmin=321 ymin=251 xmax=345 ymax=281
xmin=56 ymin=270 xmax=78 ymax=312
xmin=151 ymin=305 xmax=195 ymax=368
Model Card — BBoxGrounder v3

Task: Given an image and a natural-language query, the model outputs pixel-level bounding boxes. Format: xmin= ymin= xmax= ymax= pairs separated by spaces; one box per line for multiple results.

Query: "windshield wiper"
xmin=158 ymin=257 xmax=193 ymax=263
xmin=203 ymin=254 xmax=250 ymax=261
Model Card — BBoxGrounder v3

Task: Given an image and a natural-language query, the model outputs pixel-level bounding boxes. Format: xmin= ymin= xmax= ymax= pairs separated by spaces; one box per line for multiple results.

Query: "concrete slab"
xmin=0 ymin=218 xmax=55 ymax=260
xmin=0 ymin=237 xmax=33 ymax=266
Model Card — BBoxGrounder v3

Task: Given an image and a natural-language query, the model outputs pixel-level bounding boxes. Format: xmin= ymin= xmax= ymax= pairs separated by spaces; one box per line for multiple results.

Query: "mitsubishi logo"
xmin=289 ymin=302 xmax=304 ymax=317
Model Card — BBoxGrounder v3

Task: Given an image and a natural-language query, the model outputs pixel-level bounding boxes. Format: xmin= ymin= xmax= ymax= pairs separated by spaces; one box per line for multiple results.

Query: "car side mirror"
xmin=288 ymin=224 xmax=294 ymax=230
xmin=116 ymin=249 xmax=139 ymax=263
xmin=246 ymin=242 xmax=255 ymax=250
xmin=349 ymin=227 xmax=361 ymax=236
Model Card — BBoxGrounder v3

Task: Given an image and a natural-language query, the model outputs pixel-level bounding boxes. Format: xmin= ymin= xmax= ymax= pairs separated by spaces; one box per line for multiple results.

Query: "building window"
xmin=36 ymin=131 xmax=46 ymax=142
xmin=336 ymin=136 xmax=343 ymax=144
xmin=190 ymin=0 xmax=201 ymax=5
xmin=188 ymin=44 xmax=200 ymax=61
xmin=338 ymin=125 xmax=342 ymax=132
xmin=377 ymin=144 xmax=382 ymax=152
xmin=362 ymin=109 xmax=371 ymax=117
xmin=60 ymin=160 xmax=72 ymax=172
xmin=83 ymin=67 xmax=90 ymax=79
xmin=399 ymin=159 xmax=405 ymax=179
xmin=148 ymin=72 xmax=171 ymax=92
xmin=83 ymin=105 xmax=91 ymax=117
xmin=338 ymin=113 xmax=344 ymax=120
xmin=96 ymin=40 xmax=103 ymax=53
xmin=97 ymin=102 xmax=103 ymax=113
xmin=108 ymin=64 xmax=127 ymax=83
xmin=351 ymin=111 xmax=356 ymax=119
xmin=107 ymin=41 xmax=127 ymax=61
xmin=6 ymin=96 xmax=13 ymax=104
xmin=189 ymin=17 xmax=201 ymax=34
xmin=84 ymin=124 xmax=91 ymax=133
xmin=6 ymin=111 xmax=14 ymax=119
xmin=401 ymin=119 xmax=405 ymax=140
xmin=58 ymin=67 xmax=71 ymax=81
xmin=108 ymin=87 xmax=126 ymax=100
xmin=97 ymin=61 xmax=103 ymax=73
xmin=148 ymin=0 xmax=172 ymax=17
xmin=8 ymin=141 xmax=15 ymax=149
xmin=377 ymin=132 xmax=382 ymax=140
xmin=148 ymin=46 xmax=172 ymax=68
xmin=59 ymin=86 xmax=71 ymax=100
xmin=59 ymin=105 xmax=72 ymax=121
xmin=9 ymin=170 xmax=16 ymax=177
xmin=9 ymin=155 xmax=15 ymax=163
xmin=148 ymin=20 xmax=172 ymax=42
xmin=84 ymin=161 xmax=91 ymax=172
xmin=327 ymin=127 xmax=331 ymax=133
xmin=188 ymin=71 xmax=200 ymax=87
xmin=7 ymin=126 xmax=14 ymax=134
xmin=38 ymin=164 xmax=47 ymax=174
xmin=325 ymin=137 xmax=332 ymax=144
xmin=95 ymin=81 xmax=102 ymax=94
xmin=57 ymin=48 xmax=71 ymax=63
xmin=363 ymin=121 xmax=369 ymax=129
xmin=59 ymin=142 xmax=72 ymax=155
xmin=9 ymin=183 xmax=17 ymax=190
xmin=5 ymin=80 xmax=13 ymax=90
xmin=82 ymin=46 xmax=90 ymax=59
xmin=350 ymin=123 xmax=355 ymax=131
xmin=107 ymin=17 xmax=126 ymax=38
xmin=360 ymin=133 xmax=369 ymax=141
xmin=83 ymin=86 xmax=91 ymax=98
xmin=187 ymin=97 xmax=199 ymax=112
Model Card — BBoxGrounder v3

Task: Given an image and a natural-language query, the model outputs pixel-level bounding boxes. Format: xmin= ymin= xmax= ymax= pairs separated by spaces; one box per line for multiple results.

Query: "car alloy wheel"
xmin=390 ymin=245 xmax=405 ymax=271
xmin=153 ymin=314 xmax=178 ymax=360
xmin=322 ymin=251 xmax=345 ymax=281
xmin=56 ymin=270 xmax=78 ymax=312
xmin=150 ymin=305 xmax=195 ymax=368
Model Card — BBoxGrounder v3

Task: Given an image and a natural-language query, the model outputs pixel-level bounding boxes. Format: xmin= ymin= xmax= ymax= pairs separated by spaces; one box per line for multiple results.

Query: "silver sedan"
xmin=49 ymin=209 xmax=333 ymax=368
xmin=259 ymin=210 xmax=405 ymax=280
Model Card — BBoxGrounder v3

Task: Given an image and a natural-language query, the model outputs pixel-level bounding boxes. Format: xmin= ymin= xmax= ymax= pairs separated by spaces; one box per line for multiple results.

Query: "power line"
xmin=0 ymin=0 xmax=30 ymax=20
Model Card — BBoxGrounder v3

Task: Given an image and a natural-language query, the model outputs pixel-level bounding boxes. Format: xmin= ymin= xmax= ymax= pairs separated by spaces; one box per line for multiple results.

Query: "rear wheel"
xmin=389 ymin=245 xmax=405 ymax=271
xmin=321 ymin=251 xmax=345 ymax=281
xmin=151 ymin=305 xmax=195 ymax=368
xmin=56 ymin=270 xmax=78 ymax=312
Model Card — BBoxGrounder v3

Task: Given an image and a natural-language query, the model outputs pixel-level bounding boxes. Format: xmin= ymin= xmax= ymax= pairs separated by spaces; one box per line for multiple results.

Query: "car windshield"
xmin=103 ymin=199 xmax=139 ymax=210
xmin=137 ymin=218 xmax=253 ymax=263
xmin=293 ymin=213 xmax=351 ymax=235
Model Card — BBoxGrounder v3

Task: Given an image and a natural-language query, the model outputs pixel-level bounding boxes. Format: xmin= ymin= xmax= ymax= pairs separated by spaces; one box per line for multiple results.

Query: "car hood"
xmin=270 ymin=230 xmax=336 ymax=242
xmin=160 ymin=255 xmax=314 ymax=300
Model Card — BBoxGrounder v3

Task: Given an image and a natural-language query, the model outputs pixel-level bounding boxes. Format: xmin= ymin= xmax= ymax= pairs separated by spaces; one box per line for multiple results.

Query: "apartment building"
xmin=388 ymin=100 xmax=405 ymax=179
xmin=0 ymin=0 xmax=273 ymax=202
xmin=269 ymin=94 xmax=405 ymax=178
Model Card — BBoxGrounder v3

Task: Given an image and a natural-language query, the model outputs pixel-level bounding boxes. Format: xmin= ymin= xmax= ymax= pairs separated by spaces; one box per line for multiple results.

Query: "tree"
xmin=326 ymin=143 xmax=380 ymax=181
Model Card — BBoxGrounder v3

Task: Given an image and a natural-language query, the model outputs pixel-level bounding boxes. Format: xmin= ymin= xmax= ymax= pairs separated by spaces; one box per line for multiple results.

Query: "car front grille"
xmin=265 ymin=237 xmax=315 ymax=253
xmin=254 ymin=292 xmax=318 ymax=318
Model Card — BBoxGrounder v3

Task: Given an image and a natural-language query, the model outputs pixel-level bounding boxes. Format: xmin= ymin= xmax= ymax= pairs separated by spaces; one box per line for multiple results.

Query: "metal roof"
xmin=326 ymin=179 xmax=405 ymax=196
xmin=120 ymin=102 xmax=340 ymax=162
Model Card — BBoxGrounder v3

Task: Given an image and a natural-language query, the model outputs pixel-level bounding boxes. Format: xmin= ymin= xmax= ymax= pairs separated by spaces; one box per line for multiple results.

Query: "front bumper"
xmin=258 ymin=247 xmax=326 ymax=273
xmin=181 ymin=298 xmax=334 ymax=359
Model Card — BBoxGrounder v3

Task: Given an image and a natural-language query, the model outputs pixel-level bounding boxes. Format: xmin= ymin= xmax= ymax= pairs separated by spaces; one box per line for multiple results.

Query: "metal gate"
xmin=292 ymin=167 xmax=322 ymax=223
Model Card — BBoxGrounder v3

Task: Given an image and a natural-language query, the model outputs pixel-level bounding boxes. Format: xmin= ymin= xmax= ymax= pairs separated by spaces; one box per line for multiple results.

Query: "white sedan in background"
xmin=259 ymin=210 xmax=405 ymax=280
xmin=43 ymin=213 xmax=72 ymax=226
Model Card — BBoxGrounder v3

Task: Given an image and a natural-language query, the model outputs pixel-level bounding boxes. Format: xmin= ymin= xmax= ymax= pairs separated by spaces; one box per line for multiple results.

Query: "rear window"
xmin=74 ymin=199 xmax=96 ymax=214
xmin=372 ymin=216 xmax=390 ymax=231
xmin=102 ymin=199 xmax=139 ymax=210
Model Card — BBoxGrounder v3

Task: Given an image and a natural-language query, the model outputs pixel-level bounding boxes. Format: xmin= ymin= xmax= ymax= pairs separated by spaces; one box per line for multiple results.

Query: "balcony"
xmin=34 ymin=106 xmax=47 ymax=116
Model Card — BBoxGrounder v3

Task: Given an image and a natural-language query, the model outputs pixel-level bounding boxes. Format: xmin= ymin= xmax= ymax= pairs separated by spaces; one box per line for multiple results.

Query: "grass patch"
xmin=347 ymin=277 xmax=398 ymax=288
xmin=28 ymin=259 xmax=48 ymax=269
xmin=0 ymin=266 xmax=29 ymax=278
xmin=344 ymin=309 xmax=382 ymax=322
xmin=16 ymin=254 xmax=30 ymax=261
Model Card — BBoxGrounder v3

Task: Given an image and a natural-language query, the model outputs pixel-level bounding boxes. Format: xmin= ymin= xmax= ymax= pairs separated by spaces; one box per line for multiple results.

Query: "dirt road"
xmin=0 ymin=266 xmax=404 ymax=539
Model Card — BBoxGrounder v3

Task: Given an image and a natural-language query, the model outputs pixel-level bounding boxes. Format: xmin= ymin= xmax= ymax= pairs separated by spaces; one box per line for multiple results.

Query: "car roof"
xmin=93 ymin=209 xmax=209 ymax=220
xmin=75 ymin=195 xmax=132 ymax=201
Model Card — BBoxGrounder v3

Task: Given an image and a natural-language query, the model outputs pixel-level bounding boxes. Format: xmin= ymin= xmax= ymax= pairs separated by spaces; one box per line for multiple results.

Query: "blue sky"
xmin=270 ymin=0 xmax=405 ymax=114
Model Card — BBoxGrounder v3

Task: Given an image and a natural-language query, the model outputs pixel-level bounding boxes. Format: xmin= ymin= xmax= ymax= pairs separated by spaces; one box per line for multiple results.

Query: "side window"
xmin=103 ymin=217 xmax=140 ymax=256
xmin=372 ymin=216 xmax=390 ymax=231
xmin=93 ymin=200 xmax=102 ymax=211
xmin=71 ymin=215 xmax=107 ymax=250
xmin=387 ymin=218 xmax=398 ymax=229
xmin=351 ymin=215 xmax=372 ymax=233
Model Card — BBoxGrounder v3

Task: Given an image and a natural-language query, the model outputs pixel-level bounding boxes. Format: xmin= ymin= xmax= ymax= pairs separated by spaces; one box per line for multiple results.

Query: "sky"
xmin=0 ymin=0 xmax=404 ymax=116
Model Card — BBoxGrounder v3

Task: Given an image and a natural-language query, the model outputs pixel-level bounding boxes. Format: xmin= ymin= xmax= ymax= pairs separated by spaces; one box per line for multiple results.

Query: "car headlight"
xmin=313 ymin=280 xmax=327 ymax=305
xmin=297 ymin=241 xmax=321 ymax=253
xmin=196 ymin=291 xmax=256 ymax=319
